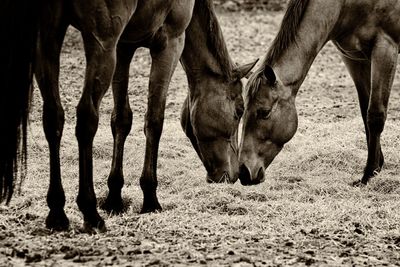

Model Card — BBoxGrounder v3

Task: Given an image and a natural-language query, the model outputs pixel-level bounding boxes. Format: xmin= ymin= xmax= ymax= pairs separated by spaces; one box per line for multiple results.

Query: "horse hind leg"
xmin=101 ymin=43 xmax=135 ymax=214
xmin=360 ymin=35 xmax=398 ymax=184
xmin=140 ymin=34 xmax=185 ymax=213
xmin=35 ymin=11 xmax=69 ymax=230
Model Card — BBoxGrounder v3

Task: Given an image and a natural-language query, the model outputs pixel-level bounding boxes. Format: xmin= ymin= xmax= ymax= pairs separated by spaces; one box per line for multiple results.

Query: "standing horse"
xmin=239 ymin=0 xmax=400 ymax=186
xmin=0 ymin=0 xmax=252 ymax=233
xmin=102 ymin=0 xmax=255 ymax=214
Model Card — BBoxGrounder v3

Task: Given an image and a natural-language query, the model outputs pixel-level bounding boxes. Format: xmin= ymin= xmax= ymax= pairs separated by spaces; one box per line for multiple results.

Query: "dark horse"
xmin=0 ymin=0 xmax=253 ymax=232
xmin=240 ymin=0 xmax=400 ymax=185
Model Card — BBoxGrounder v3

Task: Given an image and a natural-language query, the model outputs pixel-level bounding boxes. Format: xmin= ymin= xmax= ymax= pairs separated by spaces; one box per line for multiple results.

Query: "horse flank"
xmin=246 ymin=0 xmax=310 ymax=101
xmin=195 ymin=0 xmax=235 ymax=79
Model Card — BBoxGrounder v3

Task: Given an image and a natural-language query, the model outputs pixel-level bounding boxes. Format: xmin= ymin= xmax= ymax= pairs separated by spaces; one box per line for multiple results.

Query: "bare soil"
xmin=1 ymin=10 xmax=400 ymax=267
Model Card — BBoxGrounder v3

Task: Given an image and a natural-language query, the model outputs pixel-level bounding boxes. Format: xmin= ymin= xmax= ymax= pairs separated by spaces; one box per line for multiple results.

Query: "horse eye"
xmin=257 ymin=109 xmax=271 ymax=120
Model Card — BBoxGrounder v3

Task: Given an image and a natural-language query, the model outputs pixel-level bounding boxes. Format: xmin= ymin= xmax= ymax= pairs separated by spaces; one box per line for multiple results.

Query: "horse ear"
xmin=263 ymin=65 xmax=276 ymax=84
xmin=234 ymin=59 xmax=259 ymax=79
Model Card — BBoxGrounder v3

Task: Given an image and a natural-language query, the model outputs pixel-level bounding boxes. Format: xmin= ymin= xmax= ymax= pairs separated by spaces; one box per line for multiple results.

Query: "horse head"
xmin=239 ymin=65 xmax=298 ymax=185
xmin=181 ymin=61 xmax=257 ymax=184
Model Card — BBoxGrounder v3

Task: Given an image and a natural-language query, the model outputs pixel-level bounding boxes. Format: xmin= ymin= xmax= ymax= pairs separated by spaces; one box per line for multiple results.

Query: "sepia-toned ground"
xmin=1 ymin=10 xmax=400 ymax=266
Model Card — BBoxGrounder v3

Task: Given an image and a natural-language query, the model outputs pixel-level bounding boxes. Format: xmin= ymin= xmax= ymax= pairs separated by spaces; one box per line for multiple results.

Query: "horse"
xmin=0 ymin=0 xmax=253 ymax=233
xmin=101 ymin=0 xmax=255 ymax=214
xmin=239 ymin=0 xmax=400 ymax=186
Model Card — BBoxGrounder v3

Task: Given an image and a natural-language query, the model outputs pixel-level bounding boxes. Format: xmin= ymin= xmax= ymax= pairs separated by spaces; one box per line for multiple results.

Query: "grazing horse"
xmin=102 ymin=0 xmax=255 ymax=214
xmin=239 ymin=0 xmax=400 ymax=186
xmin=0 ymin=0 xmax=252 ymax=232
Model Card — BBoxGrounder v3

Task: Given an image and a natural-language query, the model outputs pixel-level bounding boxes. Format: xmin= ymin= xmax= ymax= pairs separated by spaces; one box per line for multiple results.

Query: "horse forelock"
xmin=196 ymin=0 xmax=234 ymax=79
xmin=265 ymin=0 xmax=310 ymax=65
xmin=245 ymin=68 xmax=264 ymax=106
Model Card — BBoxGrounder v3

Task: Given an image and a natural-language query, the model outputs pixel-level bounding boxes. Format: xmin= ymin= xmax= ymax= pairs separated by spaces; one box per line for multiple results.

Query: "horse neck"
xmin=180 ymin=2 xmax=233 ymax=97
xmin=271 ymin=0 xmax=341 ymax=95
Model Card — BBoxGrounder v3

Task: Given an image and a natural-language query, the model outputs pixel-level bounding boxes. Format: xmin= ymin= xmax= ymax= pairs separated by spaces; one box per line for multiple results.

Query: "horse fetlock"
xmin=79 ymin=207 xmax=106 ymax=233
xmin=83 ymin=217 xmax=107 ymax=234
xmin=107 ymin=172 xmax=124 ymax=189
xmin=140 ymin=190 xmax=162 ymax=214
xmin=47 ymin=189 xmax=66 ymax=209
xmin=361 ymin=166 xmax=381 ymax=184
xmin=101 ymin=192 xmax=125 ymax=214
xmin=77 ymin=194 xmax=97 ymax=214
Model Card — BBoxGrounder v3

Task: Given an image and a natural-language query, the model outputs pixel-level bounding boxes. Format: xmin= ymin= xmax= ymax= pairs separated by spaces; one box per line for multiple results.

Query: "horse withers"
xmin=240 ymin=0 xmax=400 ymax=185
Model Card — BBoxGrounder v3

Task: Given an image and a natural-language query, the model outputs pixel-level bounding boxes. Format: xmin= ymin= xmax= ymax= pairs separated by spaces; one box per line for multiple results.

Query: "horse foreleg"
xmin=35 ymin=12 xmax=69 ymax=231
xmin=101 ymin=43 xmax=135 ymax=214
xmin=362 ymin=35 xmax=398 ymax=184
xmin=140 ymin=34 xmax=185 ymax=213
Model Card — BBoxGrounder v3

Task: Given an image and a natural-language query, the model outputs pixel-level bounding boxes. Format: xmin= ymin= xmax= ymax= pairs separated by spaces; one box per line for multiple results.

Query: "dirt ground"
xmin=1 ymin=10 xmax=400 ymax=267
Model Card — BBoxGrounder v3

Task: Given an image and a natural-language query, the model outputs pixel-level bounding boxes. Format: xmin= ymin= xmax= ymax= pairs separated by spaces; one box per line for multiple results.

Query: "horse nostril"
xmin=256 ymin=167 xmax=265 ymax=183
xmin=239 ymin=164 xmax=251 ymax=186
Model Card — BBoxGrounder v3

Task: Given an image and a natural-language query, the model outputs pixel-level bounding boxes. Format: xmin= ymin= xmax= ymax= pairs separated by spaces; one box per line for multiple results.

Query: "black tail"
xmin=0 ymin=0 xmax=39 ymax=203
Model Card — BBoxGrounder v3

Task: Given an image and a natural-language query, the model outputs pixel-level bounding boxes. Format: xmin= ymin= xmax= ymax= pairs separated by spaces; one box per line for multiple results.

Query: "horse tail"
xmin=0 ymin=0 xmax=40 ymax=203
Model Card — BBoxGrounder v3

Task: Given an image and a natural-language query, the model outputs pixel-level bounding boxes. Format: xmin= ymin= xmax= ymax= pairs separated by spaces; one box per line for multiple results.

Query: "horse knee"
xmin=367 ymin=110 xmax=386 ymax=133
xmin=144 ymin=114 xmax=164 ymax=138
xmin=111 ymin=106 xmax=133 ymax=137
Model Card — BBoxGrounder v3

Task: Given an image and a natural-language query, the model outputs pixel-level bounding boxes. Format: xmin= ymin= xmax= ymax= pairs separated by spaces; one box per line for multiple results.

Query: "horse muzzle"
xmin=238 ymin=164 xmax=265 ymax=186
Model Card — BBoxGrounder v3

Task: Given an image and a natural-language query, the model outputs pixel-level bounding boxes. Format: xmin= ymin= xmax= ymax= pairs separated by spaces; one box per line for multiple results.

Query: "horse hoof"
xmin=352 ymin=179 xmax=367 ymax=188
xmin=82 ymin=218 xmax=107 ymax=234
xmin=140 ymin=201 xmax=162 ymax=214
xmin=100 ymin=197 xmax=125 ymax=215
xmin=46 ymin=210 xmax=70 ymax=231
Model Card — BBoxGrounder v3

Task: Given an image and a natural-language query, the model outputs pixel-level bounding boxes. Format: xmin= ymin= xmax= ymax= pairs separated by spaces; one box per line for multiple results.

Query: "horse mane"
xmin=0 ymin=0 xmax=38 ymax=203
xmin=265 ymin=0 xmax=310 ymax=65
xmin=194 ymin=0 xmax=234 ymax=79
xmin=246 ymin=0 xmax=310 ymax=102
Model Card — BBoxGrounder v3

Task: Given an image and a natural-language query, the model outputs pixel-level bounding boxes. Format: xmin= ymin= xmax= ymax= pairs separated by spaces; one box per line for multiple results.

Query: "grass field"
xmin=1 ymin=10 xmax=400 ymax=266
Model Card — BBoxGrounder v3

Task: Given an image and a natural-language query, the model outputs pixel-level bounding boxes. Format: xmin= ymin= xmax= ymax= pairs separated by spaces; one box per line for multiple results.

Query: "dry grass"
xmin=1 ymin=10 xmax=400 ymax=266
